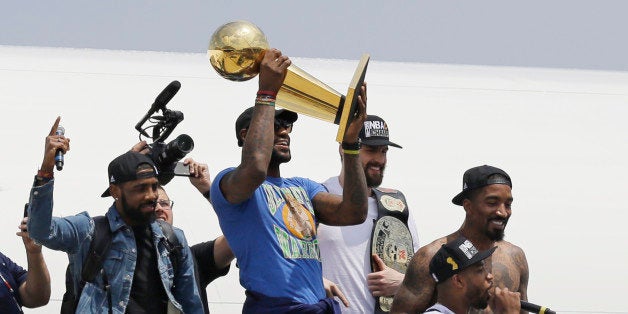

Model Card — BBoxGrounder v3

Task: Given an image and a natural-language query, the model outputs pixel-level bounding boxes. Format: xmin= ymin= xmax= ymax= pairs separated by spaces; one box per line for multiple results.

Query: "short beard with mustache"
xmin=270 ymin=147 xmax=291 ymax=165
xmin=467 ymin=283 xmax=490 ymax=310
xmin=364 ymin=162 xmax=385 ymax=188
xmin=121 ymin=193 xmax=156 ymax=225
xmin=484 ymin=221 xmax=507 ymax=241
xmin=471 ymin=296 xmax=489 ymax=311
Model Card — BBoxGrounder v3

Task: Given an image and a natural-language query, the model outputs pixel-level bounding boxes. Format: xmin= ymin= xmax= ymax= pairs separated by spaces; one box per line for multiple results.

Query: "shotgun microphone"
xmin=521 ymin=300 xmax=556 ymax=314
xmin=135 ymin=80 xmax=181 ymax=137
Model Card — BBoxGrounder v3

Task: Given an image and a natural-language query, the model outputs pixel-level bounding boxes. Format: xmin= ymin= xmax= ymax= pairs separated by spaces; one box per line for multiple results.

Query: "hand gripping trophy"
xmin=208 ymin=20 xmax=369 ymax=142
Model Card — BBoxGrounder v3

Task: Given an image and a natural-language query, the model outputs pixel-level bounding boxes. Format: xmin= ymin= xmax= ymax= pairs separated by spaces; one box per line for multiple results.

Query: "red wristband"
xmin=257 ymin=90 xmax=278 ymax=98
xmin=37 ymin=169 xmax=54 ymax=179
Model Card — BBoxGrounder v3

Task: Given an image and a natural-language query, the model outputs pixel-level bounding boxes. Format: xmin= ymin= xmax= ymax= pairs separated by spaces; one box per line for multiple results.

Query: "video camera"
xmin=135 ymin=80 xmax=194 ymax=185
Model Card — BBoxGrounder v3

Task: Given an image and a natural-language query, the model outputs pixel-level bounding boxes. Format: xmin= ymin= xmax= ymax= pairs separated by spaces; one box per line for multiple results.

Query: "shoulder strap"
xmin=81 ymin=216 xmax=112 ymax=283
xmin=372 ymin=188 xmax=410 ymax=224
xmin=60 ymin=265 xmax=75 ymax=314
xmin=156 ymin=220 xmax=182 ymax=276
xmin=61 ymin=216 xmax=112 ymax=314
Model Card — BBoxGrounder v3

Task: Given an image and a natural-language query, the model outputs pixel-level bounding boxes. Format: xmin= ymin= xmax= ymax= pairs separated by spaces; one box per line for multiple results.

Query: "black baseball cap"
xmin=101 ymin=151 xmax=158 ymax=197
xmin=359 ymin=115 xmax=402 ymax=148
xmin=451 ymin=165 xmax=512 ymax=206
xmin=429 ymin=236 xmax=497 ymax=283
xmin=235 ymin=106 xmax=298 ymax=147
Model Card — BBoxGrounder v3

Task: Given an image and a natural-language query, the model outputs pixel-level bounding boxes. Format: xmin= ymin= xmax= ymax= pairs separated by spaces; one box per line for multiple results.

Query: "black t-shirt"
xmin=191 ymin=240 xmax=231 ymax=314
xmin=126 ymin=225 xmax=168 ymax=314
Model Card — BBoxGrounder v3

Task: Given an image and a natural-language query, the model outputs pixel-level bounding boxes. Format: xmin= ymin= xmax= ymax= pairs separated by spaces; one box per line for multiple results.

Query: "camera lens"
xmin=160 ymin=134 xmax=194 ymax=165
xmin=172 ymin=134 xmax=194 ymax=153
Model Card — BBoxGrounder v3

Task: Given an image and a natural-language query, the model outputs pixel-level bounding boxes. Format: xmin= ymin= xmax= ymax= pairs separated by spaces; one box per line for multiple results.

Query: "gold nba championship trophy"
xmin=208 ymin=20 xmax=369 ymax=142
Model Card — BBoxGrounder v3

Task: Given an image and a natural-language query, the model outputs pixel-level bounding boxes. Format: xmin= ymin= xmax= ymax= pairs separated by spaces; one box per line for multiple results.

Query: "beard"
xmin=364 ymin=161 xmax=385 ymax=188
xmin=270 ymin=147 xmax=291 ymax=165
xmin=470 ymin=296 xmax=490 ymax=311
xmin=486 ymin=228 xmax=505 ymax=241
xmin=467 ymin=285 xmax=490 ymax=310
xmin=121 ymin=193 xmax=156 ymax=225
xmin=484 ymin=218 xmax=508 ymax=241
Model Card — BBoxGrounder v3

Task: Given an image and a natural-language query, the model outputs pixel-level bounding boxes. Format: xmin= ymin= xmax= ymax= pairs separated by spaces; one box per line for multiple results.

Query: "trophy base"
xmin=335 ymin=54 xmax=370 ymax=143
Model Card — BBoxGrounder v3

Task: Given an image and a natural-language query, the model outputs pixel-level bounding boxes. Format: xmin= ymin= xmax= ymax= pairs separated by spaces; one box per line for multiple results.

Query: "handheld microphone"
xmin=55 ymin=126 xmax=65 ymax=171
xmin=521 ymin=300 xmax=555 ymax=314
xmin=135 ymin=80 xmax=181 ymax=137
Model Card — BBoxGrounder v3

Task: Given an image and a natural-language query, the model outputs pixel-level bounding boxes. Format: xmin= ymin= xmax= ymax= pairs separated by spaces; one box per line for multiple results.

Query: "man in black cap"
xmin=209 ymin=49 xmax=369 ymax=313
xmin=318 ymin=115 xmax=420 ymax=313
xmin=424 ymin=236 xmax=520 ymax=314
xmin=27 ymin=117 xmax=203 ymax=313
xmin=391 ymin=165 xmax=529 ymax=314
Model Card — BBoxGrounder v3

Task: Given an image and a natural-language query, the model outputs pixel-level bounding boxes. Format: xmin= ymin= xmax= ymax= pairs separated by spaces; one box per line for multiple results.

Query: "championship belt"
xmin=370 ymin=188 xmax=414 ymax=314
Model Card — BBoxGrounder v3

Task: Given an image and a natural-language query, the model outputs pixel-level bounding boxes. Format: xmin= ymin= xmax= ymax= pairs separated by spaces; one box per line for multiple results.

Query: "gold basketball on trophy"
xmin=208 ymin=20 xmax=269 ymax=82
xmin=208 ymin=20 xmax=369 ymax=142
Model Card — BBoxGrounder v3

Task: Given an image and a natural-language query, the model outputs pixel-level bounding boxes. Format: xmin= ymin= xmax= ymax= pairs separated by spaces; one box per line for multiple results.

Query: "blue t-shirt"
xmin=0 ymin=252 xmax=27 ymax=314
xmin=210 ymin=167 xmax=327 ymax=304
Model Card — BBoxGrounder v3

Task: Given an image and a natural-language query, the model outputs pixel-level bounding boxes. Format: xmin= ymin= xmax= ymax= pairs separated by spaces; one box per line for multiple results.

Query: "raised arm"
xmin=181 ymin=157 xmax=212 ymax=200
xmin=312 ymin=84 xmax=368 ymax=226
xmin=16 ymin=217 xmax=51 ymax=308
xmin=34 ymin=116 xmax=70 ymax=188
xmin=27 ymin=117 xmax=89 ymax=252
xmin=219 ymin=49 xmax=291 ymax=204
xmin=391 ymin=245 xmax=439 ymax=313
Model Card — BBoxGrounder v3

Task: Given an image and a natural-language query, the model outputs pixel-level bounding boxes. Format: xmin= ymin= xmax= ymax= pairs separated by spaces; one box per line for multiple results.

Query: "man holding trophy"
xmin=209 ymin=45 xmax=369 ymax=313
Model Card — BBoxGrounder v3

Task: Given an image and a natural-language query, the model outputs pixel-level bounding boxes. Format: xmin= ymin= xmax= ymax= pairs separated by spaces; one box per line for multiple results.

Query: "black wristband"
xmin=341 ymin=141 xmax=361 ymax=150
xmin=203 ymin=190 xmax=210 ymax=200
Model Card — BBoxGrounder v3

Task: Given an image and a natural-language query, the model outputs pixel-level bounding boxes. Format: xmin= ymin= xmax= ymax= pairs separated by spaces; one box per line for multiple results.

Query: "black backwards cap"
xmin=235 ymin=106 xmax=298 ymax=147
xmin=429 ymin=236 xmax=497 ymax=283
xmin=451 ymin=165 xmax=512 ymax=206
xmin=101 ymin=151 xmax=158 ymax=197
xmin=359 ymin=115 xmax=402 ymax=148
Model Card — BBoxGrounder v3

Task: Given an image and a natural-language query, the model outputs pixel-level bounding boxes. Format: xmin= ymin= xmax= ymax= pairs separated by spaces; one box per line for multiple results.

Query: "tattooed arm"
xmin=492 ymin=242 xmax=529 ymax=314
xmin=391 ymin=241 xmax=442 ymax=313
xmin=516 ymin=246 xmax=529 ymax=314
xmin=219 ymin=49 xmax=291 ymax=204
xmin=313 ymin=84 xmax=368 ymax=226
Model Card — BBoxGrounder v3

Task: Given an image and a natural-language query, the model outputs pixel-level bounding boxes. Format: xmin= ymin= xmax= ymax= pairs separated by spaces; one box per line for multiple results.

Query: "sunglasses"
xmin=274 ymin=118 xmax=293 ymax=133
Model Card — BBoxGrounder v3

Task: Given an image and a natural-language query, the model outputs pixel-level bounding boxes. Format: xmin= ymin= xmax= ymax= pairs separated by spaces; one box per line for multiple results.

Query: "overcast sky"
xmin=3 ymin=0 xmax=628 ymax=72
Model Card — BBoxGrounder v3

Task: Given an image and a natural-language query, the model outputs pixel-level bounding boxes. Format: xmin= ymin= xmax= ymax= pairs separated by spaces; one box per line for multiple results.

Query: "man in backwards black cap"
xmin=210 ymin=49 xmax=369 ymax=313
xmin=27 ymin=117 xmax=203 ymax=313
xmin=424 ymin=236 xmax=520 ymax=314
xmin=392 ymin=165 xmax=529 ymax=314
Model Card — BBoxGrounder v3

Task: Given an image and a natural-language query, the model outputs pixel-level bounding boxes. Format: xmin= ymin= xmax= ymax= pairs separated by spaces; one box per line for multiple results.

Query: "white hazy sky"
xmin=3 ymin=0 xmax=628 ymax=71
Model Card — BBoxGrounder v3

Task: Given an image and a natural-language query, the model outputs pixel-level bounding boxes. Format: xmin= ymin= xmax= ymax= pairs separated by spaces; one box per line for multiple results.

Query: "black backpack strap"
xmin=60 ymin=265 xmax=75 ymax=314
xmin=61 ymin=215 xmax=113 ymax=314
xmin=81 ymin=216 xmax=113 ymax=282
xmin=156 ymin=220 xmax=182 ymax=276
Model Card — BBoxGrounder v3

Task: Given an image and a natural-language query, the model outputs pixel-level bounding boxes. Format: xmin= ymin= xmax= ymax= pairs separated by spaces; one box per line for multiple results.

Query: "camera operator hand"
xmin=183 ymin=158 xmax=211 ymax=199
xmin=130 ymin=142 xmax=210 ymax=196
xmin=130 ymin=140 xmax=151 ymax=154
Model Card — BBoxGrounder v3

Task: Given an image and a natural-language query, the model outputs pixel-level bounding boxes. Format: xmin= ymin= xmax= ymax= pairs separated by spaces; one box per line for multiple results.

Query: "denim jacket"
xmin=27 ymin=179 xmax=203 ymax=314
